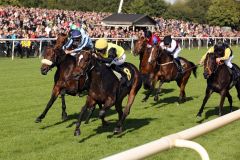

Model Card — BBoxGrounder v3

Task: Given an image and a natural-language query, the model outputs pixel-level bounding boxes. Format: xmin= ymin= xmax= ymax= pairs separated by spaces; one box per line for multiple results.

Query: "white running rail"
xmin=102 ymin=109 xmax=240 ymax=160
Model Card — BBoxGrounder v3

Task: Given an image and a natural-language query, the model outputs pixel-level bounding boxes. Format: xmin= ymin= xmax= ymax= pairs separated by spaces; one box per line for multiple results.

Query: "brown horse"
xmin=133 ymin=37 xmax=159 ymax=90
xmin=133 ymin=37 xmax=197 ymax=103
xmin=197 ymin=53 xmax=240 ymax=117
xmin=72 ymin=51 xmax=142 ymax=136
xmin=35 ymin=33 xmax=93 ymax=123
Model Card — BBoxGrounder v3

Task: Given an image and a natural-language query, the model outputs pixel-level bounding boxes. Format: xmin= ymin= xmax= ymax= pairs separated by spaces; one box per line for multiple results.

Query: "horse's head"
xmin=147 ymin=45 xmax=162 ymax=64
xmin=54 ymin=33 xmax=68 ymax=49
xmin=72 ymin=51 xmax=93 ymax=79
xmin=133 ymin=36 xmax=147 ymax=56
xmin=40 ymin=47 xmax=57 ymax=75
xmin=203 ymin=53 xmax=218 ymax=79
xmin=41 ymin=46 xmax=65 ymax=75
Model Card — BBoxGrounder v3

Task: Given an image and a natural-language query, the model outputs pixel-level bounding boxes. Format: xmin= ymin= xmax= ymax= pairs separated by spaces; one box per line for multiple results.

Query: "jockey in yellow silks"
xmin=94 ymin=38 xmax=127 ymax=86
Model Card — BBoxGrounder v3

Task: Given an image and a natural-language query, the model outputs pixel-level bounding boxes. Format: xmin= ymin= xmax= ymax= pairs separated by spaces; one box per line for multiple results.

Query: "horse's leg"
xmin=114 ymin=97 xmax=124 ymax=134
xmin=84 ymin=104 xmax=102 ymax=124
xmin=74 ymin=104 xmax=88 ymax=136
xmin=99 ymin=99 xmax=114 ymax=126
xmin=219 ymin=91 xmax=227 ymax=116
xmin=177 ymin=73 xmax=191 ymax=103
xmin=114 ymin=77 xmax=141 ymax=134
xmin=154 ymin=80 xmax=163 ymax=101
xmin=35 ymin=86 xmax=60 ymax=123
xmin=226 ymin=91 xmax=233 ymax=113
xmin=60 ymin=91 xmax=68 ymax=121
xmin=197 ymin=88 xmax=213 ymax=117
xmin=142 ymin=74 xmax=157 ymax=102
xmin=74 ymin=95 xmax=96 ymax=136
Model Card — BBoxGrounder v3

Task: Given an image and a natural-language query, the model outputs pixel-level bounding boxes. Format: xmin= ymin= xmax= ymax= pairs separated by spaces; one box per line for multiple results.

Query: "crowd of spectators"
xmin=0 ymin=6 xmax=240 ymax=57
xmin=1 ymin=5 xmax=240 ymax=40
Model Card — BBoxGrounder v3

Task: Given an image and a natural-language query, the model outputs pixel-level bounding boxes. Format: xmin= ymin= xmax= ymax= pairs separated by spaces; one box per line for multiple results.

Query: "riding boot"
xmin=174 ymin=58 xmax=183 ymax=73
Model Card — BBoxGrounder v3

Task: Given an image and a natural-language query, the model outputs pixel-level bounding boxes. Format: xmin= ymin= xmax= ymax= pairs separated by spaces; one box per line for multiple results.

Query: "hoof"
xmin=74 ymin=129 xmax=81 ymax=136
xmin=113 ymin=127 xmax=122 ymax=134
xmin=35 ymin=117 xmax=42 ymax=123
xmin=62 ymin=113 xmax=68 ymax=121
xmin=154 ymin=96 xmax=158 ymax=102
xmin=196 ymin=113 xmax=202 ymax=117
xmin=99 ymin=110 xmax=105 ymax=118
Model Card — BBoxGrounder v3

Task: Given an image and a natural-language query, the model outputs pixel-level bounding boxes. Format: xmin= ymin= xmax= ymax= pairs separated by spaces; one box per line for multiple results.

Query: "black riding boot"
xmin=174 ymin=58 xmax=183 ymax=73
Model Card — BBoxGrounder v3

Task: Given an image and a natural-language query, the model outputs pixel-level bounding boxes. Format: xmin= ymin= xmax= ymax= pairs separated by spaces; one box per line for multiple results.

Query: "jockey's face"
xmin=73 ymin=37 xmax=81 ymax=45
xmin=96 ymin=47 xmax=107 ymax=55
xmin=165 ymin=44 xmax=170 ymax=48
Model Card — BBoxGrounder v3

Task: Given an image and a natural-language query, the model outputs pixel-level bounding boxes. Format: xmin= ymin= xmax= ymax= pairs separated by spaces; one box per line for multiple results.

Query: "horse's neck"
xmin=159 ymin=52 xmax=173 ymax=63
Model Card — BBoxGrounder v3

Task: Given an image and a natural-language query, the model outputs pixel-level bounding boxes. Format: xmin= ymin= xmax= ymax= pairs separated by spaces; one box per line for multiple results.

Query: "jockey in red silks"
xmin=145 ymin=30 xmax=161 ymax=48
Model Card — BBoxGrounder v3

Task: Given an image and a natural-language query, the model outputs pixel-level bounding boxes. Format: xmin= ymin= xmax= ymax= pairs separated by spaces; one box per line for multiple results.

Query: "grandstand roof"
xmin=102 ymin=13 xmax=156 ymax=27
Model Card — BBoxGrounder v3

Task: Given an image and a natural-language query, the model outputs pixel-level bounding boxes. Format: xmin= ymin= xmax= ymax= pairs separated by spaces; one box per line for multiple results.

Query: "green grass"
xmin=0 ymin=47 xmax=240 ymax=160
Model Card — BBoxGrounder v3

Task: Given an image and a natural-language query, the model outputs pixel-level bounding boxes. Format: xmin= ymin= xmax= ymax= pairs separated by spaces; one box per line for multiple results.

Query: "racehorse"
xmin=133 ymin=36 xmax=157 ymax=90
xmin=35 ymin=33 xmax=93 ymax=123
xmin=133 ymin=37 xmax=197 ymax=103
xmin=72 ymin=51 xmax=142 ymax=136
xmin=197 ymin=52 xmax=240 ymax=117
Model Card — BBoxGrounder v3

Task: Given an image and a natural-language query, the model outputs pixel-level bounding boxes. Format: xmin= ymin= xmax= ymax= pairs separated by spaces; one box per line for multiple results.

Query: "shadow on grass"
xmin=142 ymin=88 xmax=175 ymax=98
xmin=147 ymin=96 xmax=198 ymax=108
xmin=40 ymin=108 xmax=116 ymax=130
xmin=196 ymin=106 xmax=239 ymax=124
xmin=79 ymin=117 xmax=156 ymax=143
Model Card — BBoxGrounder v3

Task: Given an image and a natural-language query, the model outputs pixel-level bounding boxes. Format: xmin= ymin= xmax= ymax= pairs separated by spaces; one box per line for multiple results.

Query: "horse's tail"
xmin=189 ymin=61 xmax=197 ymax=78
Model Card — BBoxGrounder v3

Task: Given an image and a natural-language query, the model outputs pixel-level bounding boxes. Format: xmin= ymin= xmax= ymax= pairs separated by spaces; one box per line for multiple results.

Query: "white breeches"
xmin=112 ymin=53 xmax=126 ymax=66
xmin=224 ymin=55 xmax=233 ymax=68
xmin=172 ymin=48 xmax=181 ymax=59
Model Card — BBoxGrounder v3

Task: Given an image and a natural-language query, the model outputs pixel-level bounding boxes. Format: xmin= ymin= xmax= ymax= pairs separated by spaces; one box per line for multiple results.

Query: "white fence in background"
xmin=102 ymin=109 xmax=240 ymax=160
xmin=0 ymin=37 xmax=239 ymax=60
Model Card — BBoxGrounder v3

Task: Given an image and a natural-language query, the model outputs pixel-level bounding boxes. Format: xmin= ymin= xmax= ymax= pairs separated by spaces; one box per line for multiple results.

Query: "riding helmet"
xmin=70 ymin=29 xmax=81 ymax=39
xmin=163 ymin=35 xmax=172 ymax=45
xmin=214 ymin=40 xmax=226 ymax=52
xmin=95 ymin=38 xmax=108 ymax=50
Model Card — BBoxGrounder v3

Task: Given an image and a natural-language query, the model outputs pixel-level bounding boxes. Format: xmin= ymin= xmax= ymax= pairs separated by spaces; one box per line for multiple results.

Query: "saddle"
xmin=111 ymin=64 xmax=133 ymax=87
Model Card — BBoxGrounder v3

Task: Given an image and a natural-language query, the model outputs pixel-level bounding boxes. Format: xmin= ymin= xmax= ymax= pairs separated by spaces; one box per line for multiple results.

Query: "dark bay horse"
xmin=133 ymin=37 xmax=197 ymax=103
xmin=72 ymin=51 xmax=142 ymax=136
xmin=35 ymin=33 xmax=92 ymax=123
xmin=197 ymin=53 xmax=240 ymax=117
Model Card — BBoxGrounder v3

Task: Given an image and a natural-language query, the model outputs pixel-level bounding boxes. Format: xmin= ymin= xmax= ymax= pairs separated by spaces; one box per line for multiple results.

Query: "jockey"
xmin=144 ymin=30 xmax=161 ymax=48
xmin=199 ymin=41 xmax=240 ymax=80
xmin=94 ymin=38 xmax=127 ymax=86
xmin=63 ymin=29 xmax=93 ymax=56
xmin=160 ymin=35 xmax=183 ymax=73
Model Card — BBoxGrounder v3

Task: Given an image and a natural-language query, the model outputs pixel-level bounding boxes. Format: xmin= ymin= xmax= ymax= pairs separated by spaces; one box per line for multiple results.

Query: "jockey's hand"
xmin=216 ymin=58 xmax=222 ymax=64
xmin=65 ymin=50 xmax=72 ymax=54
xmin=93 ymin=53 xmax=98 ymax=58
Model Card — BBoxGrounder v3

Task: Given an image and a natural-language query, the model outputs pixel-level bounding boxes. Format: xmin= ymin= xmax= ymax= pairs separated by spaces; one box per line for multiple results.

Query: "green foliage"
xmin=125 ymin=0 xmax=168 ymax=16
xmin=206 ymin=0 xmax=240 ymax=28
xmin=163 ymin=1 xmax=193 ymax=21
xmin=185 ymin=0 xmax=212 ymax=23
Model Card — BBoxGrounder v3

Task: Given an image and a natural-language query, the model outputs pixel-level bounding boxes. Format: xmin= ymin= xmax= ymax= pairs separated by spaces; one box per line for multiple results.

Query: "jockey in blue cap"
xmin=63 ymin=28 xmax=93 ymax=56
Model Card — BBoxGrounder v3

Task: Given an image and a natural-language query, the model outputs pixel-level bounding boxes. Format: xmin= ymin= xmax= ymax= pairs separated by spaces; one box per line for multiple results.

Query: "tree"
xmin=125 ymin=0 xmax=168 ymax=16
xmin=185 ymin=0 xmax=212 ymax=24
xmin=163 ymin=1 xmax=193 ymax=21
xmin=206 ymin=0 xmax=240 ymax=28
